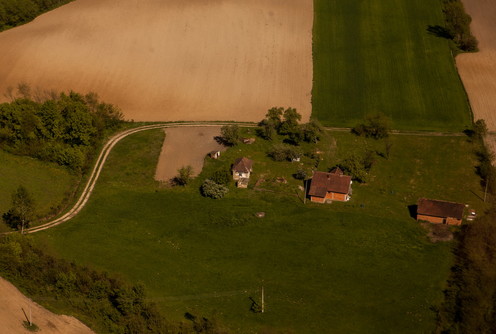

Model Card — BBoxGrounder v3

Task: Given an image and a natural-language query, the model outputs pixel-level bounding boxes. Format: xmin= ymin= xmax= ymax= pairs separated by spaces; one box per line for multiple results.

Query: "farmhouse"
xmin=417 ymin=198 xmax=465 ymax=225
xmin=232 ymin=157 xmax=253 ymax=188
xmin=308 ymin=168 xmax=352 ymax=203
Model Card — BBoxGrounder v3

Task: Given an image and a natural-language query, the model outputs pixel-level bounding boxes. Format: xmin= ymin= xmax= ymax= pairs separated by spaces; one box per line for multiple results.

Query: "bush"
xmin=268 ymin=144 xmax=303 ymax=162
xmin=293 ymin=169 xmax=307 ymax=180
xmin=210 ymin=169 xmax=231 ymax=185
xmin=201 ymin=179 xmax=229 ymax=199
xmin=352 ymin=113 xmax=391 ymax=139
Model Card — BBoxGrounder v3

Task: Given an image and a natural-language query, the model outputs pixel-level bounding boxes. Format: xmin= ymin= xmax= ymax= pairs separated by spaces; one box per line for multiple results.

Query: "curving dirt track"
xmin=0 ymin=0 xmax=313 ymax=123
xmin=457 ymin=0 xmax=496 ymax=130
xmin=0 ymin=277 xmax=94 ymax=334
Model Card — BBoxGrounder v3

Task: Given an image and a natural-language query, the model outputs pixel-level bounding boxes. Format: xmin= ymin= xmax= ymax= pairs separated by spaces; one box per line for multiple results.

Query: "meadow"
xmin=34 ymin=128 xmax=486 ymax=333
xmin=312 ymin=0 xmax=472 ymax=131
xmin=0 ymin=150 xmax=77 ymax=232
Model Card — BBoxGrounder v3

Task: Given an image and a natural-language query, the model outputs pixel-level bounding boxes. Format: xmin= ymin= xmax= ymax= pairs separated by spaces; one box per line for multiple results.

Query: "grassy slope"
xmin=313 ymin=0 xmax=471 ymax=131
xmin=0 ymin=150 xmax=77 ymax=231
xmin=34 ymin=129 xmax=486 ymax=333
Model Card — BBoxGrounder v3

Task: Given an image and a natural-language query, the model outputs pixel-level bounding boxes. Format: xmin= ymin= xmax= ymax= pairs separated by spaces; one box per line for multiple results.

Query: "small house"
xmin=209 ymin=151 xmax=221 ymax=159
xmin=308 ymin=168 xmax=352 ymax=203
xmin=232 ymin=157 xmax=253 ymax=180
xmin=417 ymin=198 xmax=465 ymax=225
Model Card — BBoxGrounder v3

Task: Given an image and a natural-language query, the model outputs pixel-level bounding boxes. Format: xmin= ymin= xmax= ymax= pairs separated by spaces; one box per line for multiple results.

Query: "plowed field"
xmin=0 ymin=0 xmax=312 ymax=122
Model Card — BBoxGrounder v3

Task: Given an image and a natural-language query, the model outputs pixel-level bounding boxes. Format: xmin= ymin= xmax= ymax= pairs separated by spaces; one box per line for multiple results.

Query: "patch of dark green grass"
xmin=0 ymin=150 xmax=77 ymax=228
xmin=312 ymin=0 xmax=471 ymax=131
xmin=34 ymin=129 xmax=486 ymax=333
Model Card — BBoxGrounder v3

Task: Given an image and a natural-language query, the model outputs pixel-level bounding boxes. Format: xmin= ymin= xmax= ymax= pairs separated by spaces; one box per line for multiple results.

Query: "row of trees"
xmin=0 ymin=234 xmax=228 ymax=333
xmin=0 ymin=0 xmax=71 ymax=31
xmin=442 ymin=0 xmax=478 ymax=52
xmin=0 ymin=88 xmax=123 ymax=171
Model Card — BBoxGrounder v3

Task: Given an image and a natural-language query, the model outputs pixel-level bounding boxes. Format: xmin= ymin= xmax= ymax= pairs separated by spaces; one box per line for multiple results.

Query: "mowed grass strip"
xmin=0 ymin=150 xmax=77 ymax=231
xmin=313 ymin=0 xmax=471 ymax=131
xmin=34 ymin=129 xmax=486 ymax=333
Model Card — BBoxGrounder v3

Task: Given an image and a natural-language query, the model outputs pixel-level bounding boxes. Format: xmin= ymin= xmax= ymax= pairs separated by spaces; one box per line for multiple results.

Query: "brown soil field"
xmin=0 ymin=0 xmax=313 ymax=123
xmin=0 ymin=277 xmax=94 ymax=334
xmin=457 ymin=0 xmax=496 ymax=130
xmin=155 ymin=126 xmax=225 ymax=181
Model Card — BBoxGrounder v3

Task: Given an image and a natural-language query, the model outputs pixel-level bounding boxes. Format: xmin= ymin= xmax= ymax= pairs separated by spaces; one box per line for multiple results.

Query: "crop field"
xmin=0 ymin=0 xmax=312 ymax=123
xmin=34 ymin=129 xmax=486 ymax=333
xmin=456 ymin=0 xmax=496 ymax=130
xmin=0 ymin=150 xmax=77 ymax=231
xmin=312 ymin=0 xmax=472 ymax=131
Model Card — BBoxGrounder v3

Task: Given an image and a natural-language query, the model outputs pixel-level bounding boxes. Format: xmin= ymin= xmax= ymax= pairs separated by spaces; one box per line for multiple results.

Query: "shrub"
xmin=201 ymin=179 xmax=229 ymax=199
xmin=352 ymin=113 xmax=391 ymax=139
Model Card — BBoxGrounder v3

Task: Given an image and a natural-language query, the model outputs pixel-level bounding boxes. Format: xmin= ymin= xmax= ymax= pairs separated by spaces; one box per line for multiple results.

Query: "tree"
xmin=352 ymin=112 xmax=391 ymax=139
xmin=294 ymin=169 xmax=307 ymax=180
xmin=265 ymin=107 xmax=284 ymax=130
xmin=175 ymin=166 xmax=193 ymax=186
xmin=338 ymin=153 xmax=371 ymax=183
xmin=2 ymin=185 xmax=35 ymax=233
xmin=473 ymin=119 xmax=488 ymax=139
xmin=279 ymin=107 xmax=301 ymax=135
xmin=301 ymin=119 xmax=325 ymax=143
xmin=268 ymin=144 xmax=303 ymax=162
xmin=201 ymin=179 xmax=229 ymax=199
xmin=220 ymin=125 xmax=241 ymax=146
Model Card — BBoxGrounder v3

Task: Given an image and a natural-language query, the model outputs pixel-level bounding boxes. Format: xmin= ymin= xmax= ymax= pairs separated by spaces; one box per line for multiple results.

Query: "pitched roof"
xmin=417 ymin=198 xmax=465 ymax=220
xmin=308 ymin=171 xmax=352 ymax=197
xmin=232 ymin=157 xmax=253 ymax=173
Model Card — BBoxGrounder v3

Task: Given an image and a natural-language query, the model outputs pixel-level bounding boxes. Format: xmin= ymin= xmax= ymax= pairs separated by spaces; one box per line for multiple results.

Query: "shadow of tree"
xmin=427 ymin=25 xmax=453 ymax=39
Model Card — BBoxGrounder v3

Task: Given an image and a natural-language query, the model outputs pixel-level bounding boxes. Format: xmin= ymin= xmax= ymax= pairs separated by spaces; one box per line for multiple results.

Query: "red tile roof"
xmin=232 ymin=157 xmax=253 ymax=173
xmin=308 ymin=171 xmax=351 ymax=197
xmin=417 ymin=198 xmax=465 ymax=220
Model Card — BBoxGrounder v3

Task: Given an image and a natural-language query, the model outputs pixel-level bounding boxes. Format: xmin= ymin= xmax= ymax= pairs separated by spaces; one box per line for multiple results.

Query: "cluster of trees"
xmin=0 ymin=89 xmax=123 ymax=171
xmin=258 ymin=107 xmax=324 ymax=144
xmin=0 ymin=234 xmax=228 ymax=333
xmin=0 ymin=0 xmax=72 ymax=31
xmin=268 ymin=143 xmax=303 ymax=162
xmin=436 ymin=208 xmax=496 ymax=333
xmin=442 ymin=0 xmax=478 ymax=52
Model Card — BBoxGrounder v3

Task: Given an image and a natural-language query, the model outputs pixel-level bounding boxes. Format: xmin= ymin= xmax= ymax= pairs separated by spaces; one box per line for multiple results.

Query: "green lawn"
xmin=312 ymin=0 xmax=471 ymax=131
xmin=0 ymin=150 xmax=77 ymax=231
xmin=34 ymin=129 xmax=486 ymax=333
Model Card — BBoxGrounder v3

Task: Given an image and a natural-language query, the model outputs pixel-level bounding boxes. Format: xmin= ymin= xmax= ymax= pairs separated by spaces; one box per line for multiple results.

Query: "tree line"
xmin=442 ymin=0 xmax=478 ymax=52
xmin=0 ymin=0 xmax=72 ymax=31
xmin=0 ymin=88 xmax=123 ymax=171
xmin=435 ymin=120 xmax=496 ymax=333
xmin=0 ymin=234 xmax=229 ymax=333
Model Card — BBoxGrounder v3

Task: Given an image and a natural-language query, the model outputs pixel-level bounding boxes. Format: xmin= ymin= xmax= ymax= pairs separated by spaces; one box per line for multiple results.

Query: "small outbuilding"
xmin=232 ymin=157 xmax=253 ymax=181
xmin=308 ymin=168 xmax=352 ymax=203
xmin=208 ymin=151 xmax=221 ymax=159
xmin=416 ymin=198 xmax=465 ymax=226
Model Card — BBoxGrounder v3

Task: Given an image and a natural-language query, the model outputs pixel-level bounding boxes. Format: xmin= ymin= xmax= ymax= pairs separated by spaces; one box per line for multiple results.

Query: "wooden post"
xmin=261 ymin=285 xmax=265 ymax=313
xmin=484 ymin=177 xmax=489 ymax=202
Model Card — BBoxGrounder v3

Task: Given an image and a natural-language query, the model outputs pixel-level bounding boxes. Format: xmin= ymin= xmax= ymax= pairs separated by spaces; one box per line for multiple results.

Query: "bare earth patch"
xmin=0 ymin=0 xmax=313 ymax=123
xmin=457 ymin=0 xmax=496 ymax=130
xmin=155 ymin=126 xmax=225 ymax=182
xmin=0 ymin=277 xmax=94 ymax=334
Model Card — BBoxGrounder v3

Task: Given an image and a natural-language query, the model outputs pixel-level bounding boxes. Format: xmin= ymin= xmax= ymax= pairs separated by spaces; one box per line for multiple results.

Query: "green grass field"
xmin=0 ymin=150 xmax=77 ymax=231
xmin=313 ymin=0 xmax=471 ymax=131
xmin=34 ymin=129 xmax=487 ymax=333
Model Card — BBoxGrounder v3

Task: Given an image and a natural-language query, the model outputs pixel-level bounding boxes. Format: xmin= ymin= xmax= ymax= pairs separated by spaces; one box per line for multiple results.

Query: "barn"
xmin=416 ymin=198 xmax=465 ymax=225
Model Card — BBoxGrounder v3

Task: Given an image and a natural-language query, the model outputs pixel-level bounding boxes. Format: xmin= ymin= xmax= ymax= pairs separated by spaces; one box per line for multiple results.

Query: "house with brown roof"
xmin=308 ymin=168 xmax=352 ymax=203
xmin=417 ymin=198 xmax=465 ymax=225
xmin=232 ymin=157 xmax=253 ymax=188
